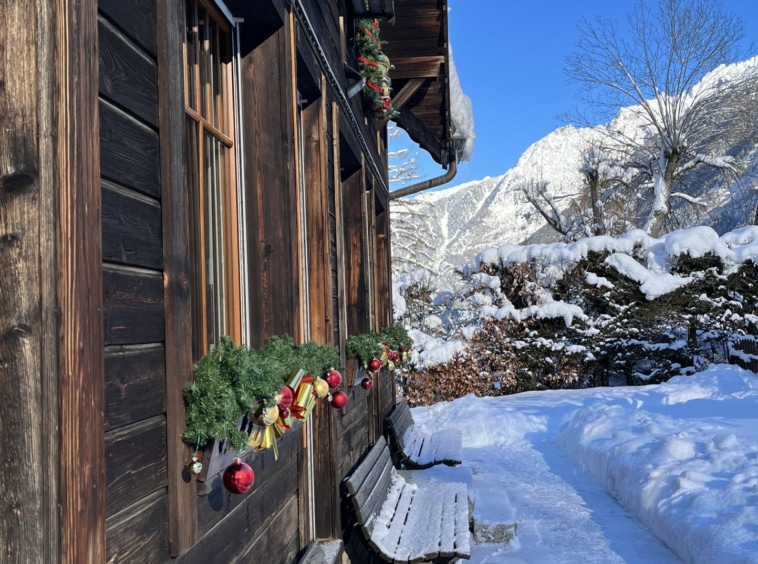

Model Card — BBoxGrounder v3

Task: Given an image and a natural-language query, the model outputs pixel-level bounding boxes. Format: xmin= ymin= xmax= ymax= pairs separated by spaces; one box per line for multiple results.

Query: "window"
xmin=184 ymin=0 xmax=241 ymax=356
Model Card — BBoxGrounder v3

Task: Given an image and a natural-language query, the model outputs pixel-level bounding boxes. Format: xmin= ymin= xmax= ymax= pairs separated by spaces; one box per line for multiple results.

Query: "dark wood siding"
xmin=99 ymin=0 xmax=169 ymax=560
xmin=180 ymin=429 xmax=304 ymax=563
xmin=343 ymin=170 xmax=370 ymax=335
xmin=241 ymin=24 xmax=301 ymax=347
xmin=328 ymin=104 xmax=341 ymax=347
xmin=375 ymin=201 xmax=393 ymax=328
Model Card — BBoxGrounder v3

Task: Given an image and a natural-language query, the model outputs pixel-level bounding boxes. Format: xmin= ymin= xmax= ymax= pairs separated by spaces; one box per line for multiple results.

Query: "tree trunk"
xmin=587 ymin=169 xmax=606 ymax=236
xmin=645 ymin=152 xmax=680 ymax=238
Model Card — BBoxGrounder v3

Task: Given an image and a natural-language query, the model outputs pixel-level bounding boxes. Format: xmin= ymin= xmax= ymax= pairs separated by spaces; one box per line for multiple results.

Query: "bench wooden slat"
xmin=428 ymin=428 xmax=463 ymax=465
xmin=407 ymin=484 xmax=445 ymax=561
xmin=353 ymin=455 xmax=394 ymax=526
xmin=345 ymin=436 xmax=471 ymax=563
xmin=299 ymin=539 xmax=344 ymax=564
xmin=440 ymin=483 xmax=469 ymax=557
xmin=390 ymin=401 xmax=413 ymax=437
xmin=387 ymin=400 xmax=463 ymax=469
xmin=367 ymin=479 xmax=415 ymax=560
xmin=345 ymin=438 xmax=387 ymax=496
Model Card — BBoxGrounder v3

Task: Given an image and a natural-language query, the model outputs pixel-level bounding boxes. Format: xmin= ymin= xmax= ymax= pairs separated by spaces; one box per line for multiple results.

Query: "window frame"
xmin=183 ymin=0 xmax=242 ymax=356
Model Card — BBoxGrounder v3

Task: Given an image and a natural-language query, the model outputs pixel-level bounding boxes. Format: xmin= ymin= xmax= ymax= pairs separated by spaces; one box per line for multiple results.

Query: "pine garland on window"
xmin=346 ymin=324 xmax=414 ymax=368
xmin=183 ymin=335 xmax=342 ymax=451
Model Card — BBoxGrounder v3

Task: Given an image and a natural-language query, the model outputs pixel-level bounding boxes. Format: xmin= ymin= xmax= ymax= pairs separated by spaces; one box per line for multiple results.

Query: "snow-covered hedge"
xmin=395 ymin=226 xmax=758 ymax=406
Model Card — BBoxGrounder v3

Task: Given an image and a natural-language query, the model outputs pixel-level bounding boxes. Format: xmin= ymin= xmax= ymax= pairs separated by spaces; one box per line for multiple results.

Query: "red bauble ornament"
xmin=325 ymin=369 xmax=342 ymax=388
xmin=330 ymin=390 xmax=348 ymax=409
xmin=223 ymin=458 xmax=255 ymax=494
xmin=279 ymin=407 xmax=290 ymax=419
xmin=278 ymin=385 xmax=294 ymax=410
xmin=360 ymin=377 xmax=373 ymax=390
xmin=368 ymin=358 xmax=382 ymax=372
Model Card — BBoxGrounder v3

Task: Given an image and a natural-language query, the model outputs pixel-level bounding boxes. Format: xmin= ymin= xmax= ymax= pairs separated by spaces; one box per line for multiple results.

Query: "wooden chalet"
xmin=0 ymin=0 xmax=454 ymax=562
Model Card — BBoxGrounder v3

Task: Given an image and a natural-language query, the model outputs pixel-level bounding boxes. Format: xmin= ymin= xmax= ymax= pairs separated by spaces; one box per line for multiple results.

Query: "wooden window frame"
xmin=183 ymin=0 xmax=242 ymax=355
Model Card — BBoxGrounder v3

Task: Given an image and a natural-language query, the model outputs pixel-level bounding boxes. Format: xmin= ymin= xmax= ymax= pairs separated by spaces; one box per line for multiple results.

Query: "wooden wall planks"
xmin=99 ymin=0 xmax=158 ymax=56
xmin=0 ymin=1 xmax=60 ymax=561
xmin=241 ymin=25 xmax=300 ymax=347
xmin=102 ymin=265 xmax=165 ymax=345
xmin=104 ymin=344 xmax=166 ymax=431
xmin=98 ymin=16 xmax=159 ymax=127
xmin=343 ymin=170 xmax=370 ymax=335
xmin=105 ymin=416 xmax=168 ymax=517
xmin=105 ymin=489 xmax=169 ymax=563
xmin=101 ymin=181 xmax=163 ymax=270
xmin=100 ymin=101 xmax=161 ymax=199
xmin=186 ymin=431 xmax=302 ymax=562
xmin=55 ymin=0 xmax=107 ymax=560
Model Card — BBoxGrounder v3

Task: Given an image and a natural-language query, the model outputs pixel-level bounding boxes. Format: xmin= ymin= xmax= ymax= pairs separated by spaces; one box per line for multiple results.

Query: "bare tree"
xmin=520 ymin=142 xmax=650 ymax=241
xmin=390 ymin=197 xmax=438 ymax=274
xmin=388 ymin=123 xmax=421 ymax=187
xmin=565 ymin=0 xmax=758 ymax=236
xmin=520 ymin=179 xmax=586 ymax=241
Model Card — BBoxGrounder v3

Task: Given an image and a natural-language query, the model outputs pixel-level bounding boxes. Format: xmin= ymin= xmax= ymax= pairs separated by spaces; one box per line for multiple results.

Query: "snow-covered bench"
xmin=344 ymin=436 xmax=471 ymax=563
xmin=386 ymin=399 xmax=463 ymax=469
xmin=299 ymin=539 xmax=343 ymax=563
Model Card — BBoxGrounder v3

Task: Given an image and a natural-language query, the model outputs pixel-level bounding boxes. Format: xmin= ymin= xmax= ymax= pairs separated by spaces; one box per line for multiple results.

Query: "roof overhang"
xmin=380 ymin=0 xmax=452 ymax=166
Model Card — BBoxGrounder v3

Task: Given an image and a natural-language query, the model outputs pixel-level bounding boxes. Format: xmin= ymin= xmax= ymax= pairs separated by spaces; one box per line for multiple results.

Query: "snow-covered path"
xmin=465 ymin=439 xmax=680 ymax=563
xmin=410 ymin=367 xmax=758 ymax=563
xmin=412 ymin=396 xmax=681 ymax=563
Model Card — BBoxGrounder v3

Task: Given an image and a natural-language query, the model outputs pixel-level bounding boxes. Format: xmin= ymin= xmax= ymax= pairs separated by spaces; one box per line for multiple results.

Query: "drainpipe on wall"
xmin=388 ymin=156 xmax=457 ymax=200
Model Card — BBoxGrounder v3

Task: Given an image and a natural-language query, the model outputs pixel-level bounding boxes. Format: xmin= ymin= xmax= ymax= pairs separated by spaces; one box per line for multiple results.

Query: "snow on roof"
xmin=448 ymin=44 xmax=475 ymax=163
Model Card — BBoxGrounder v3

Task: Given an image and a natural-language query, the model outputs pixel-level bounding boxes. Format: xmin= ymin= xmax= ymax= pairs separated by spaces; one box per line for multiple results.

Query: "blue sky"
xmin=394 ymin=0 xmax=758 ymax=192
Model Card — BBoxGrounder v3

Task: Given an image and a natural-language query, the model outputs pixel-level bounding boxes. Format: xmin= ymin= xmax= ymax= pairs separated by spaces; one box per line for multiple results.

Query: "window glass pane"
xmin=185 ymin=116 xmax=204 ymax=358
xmin=204 ymin=132 xmax=227 ymax=348
xmin=198 ymin=5 xmax=208 ymax=119
xmin=184 ymin=0 xmax=238 ymax=355
xmin=209 ymin=20 xmax=219 ymax=128
xmin=185 ymin=0 xmax=197 ymax=110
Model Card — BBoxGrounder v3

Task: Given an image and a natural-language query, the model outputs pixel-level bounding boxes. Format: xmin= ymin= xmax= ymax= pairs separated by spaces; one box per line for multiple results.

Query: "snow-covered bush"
xmin=397 ymin=227 xmax=758 ymax=406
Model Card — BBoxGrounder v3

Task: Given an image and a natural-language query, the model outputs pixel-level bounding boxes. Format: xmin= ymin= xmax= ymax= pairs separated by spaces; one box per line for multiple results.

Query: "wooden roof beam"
xmin=390 ymin=78 xmax=425 ymax=111
xmin=390 ymin=55 xmax=444 ymax=79
xmin=378 ymin=78 xmax=424 ymax=128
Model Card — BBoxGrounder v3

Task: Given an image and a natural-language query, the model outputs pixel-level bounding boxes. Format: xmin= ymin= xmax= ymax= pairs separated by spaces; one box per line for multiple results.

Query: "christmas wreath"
xmin=356 ymin=19 xmax=397 ymax=118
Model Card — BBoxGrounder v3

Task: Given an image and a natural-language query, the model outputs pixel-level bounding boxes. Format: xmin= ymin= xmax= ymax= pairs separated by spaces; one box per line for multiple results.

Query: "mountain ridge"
xmin=391 ymin=57 xmax=758 ymax=276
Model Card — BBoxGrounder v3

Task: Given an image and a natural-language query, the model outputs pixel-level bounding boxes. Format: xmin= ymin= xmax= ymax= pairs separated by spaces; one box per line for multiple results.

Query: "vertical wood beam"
xmin=362 ymin=178 xmax=377 ymax=332
xmin=157 ymin=0 xmax=197 ymax=555
xmin=0 ymin=1 xmax=59 ymax=561
xmin=305 ymin=79 xmax=330 ymax=344
xmin=290 ymin=7 xmax=307 ymax=344
xmin=375 ymin=207 xmax=392 ymax=329
xmin=54 ymin=0 xmax=106 ymax=561
xmin=332 ymin=104 xmax=348 ymax=358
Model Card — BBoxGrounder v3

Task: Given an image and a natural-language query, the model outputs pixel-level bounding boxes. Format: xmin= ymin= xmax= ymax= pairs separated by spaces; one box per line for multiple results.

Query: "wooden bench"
xmin=386 ymin=399 xmax=463 ymax=469
xmin=345 ymin=436 xmax=471 ymax=563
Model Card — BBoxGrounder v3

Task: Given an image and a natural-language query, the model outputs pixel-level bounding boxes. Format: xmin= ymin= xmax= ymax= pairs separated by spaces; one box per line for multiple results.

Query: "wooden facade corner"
xmin=0 ymin=0 xmax=451 ymax=560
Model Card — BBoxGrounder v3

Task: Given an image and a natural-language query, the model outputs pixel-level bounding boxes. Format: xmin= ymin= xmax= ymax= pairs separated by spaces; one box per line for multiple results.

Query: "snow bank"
xmin=556 ymin=365 xmax=758 ymax=564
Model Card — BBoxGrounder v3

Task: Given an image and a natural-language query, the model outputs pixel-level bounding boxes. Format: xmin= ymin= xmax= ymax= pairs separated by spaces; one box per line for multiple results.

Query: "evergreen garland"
xmin=356 ymin=19 xmax=397 ymax=118
xmin=346 ymin=331 xmax=383 ymax=367
xmin=346 ymin=324 xmax=414 ymax=366
xmin=380 ymin=324 xmax=413 ymax=353
xmin=183 ymin=335 xmax=344 ymax=451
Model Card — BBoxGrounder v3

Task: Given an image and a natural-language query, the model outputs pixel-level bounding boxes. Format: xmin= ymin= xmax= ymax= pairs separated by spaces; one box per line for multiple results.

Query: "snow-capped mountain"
xmin=390 ymin=57 xmax=758 ymax=276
